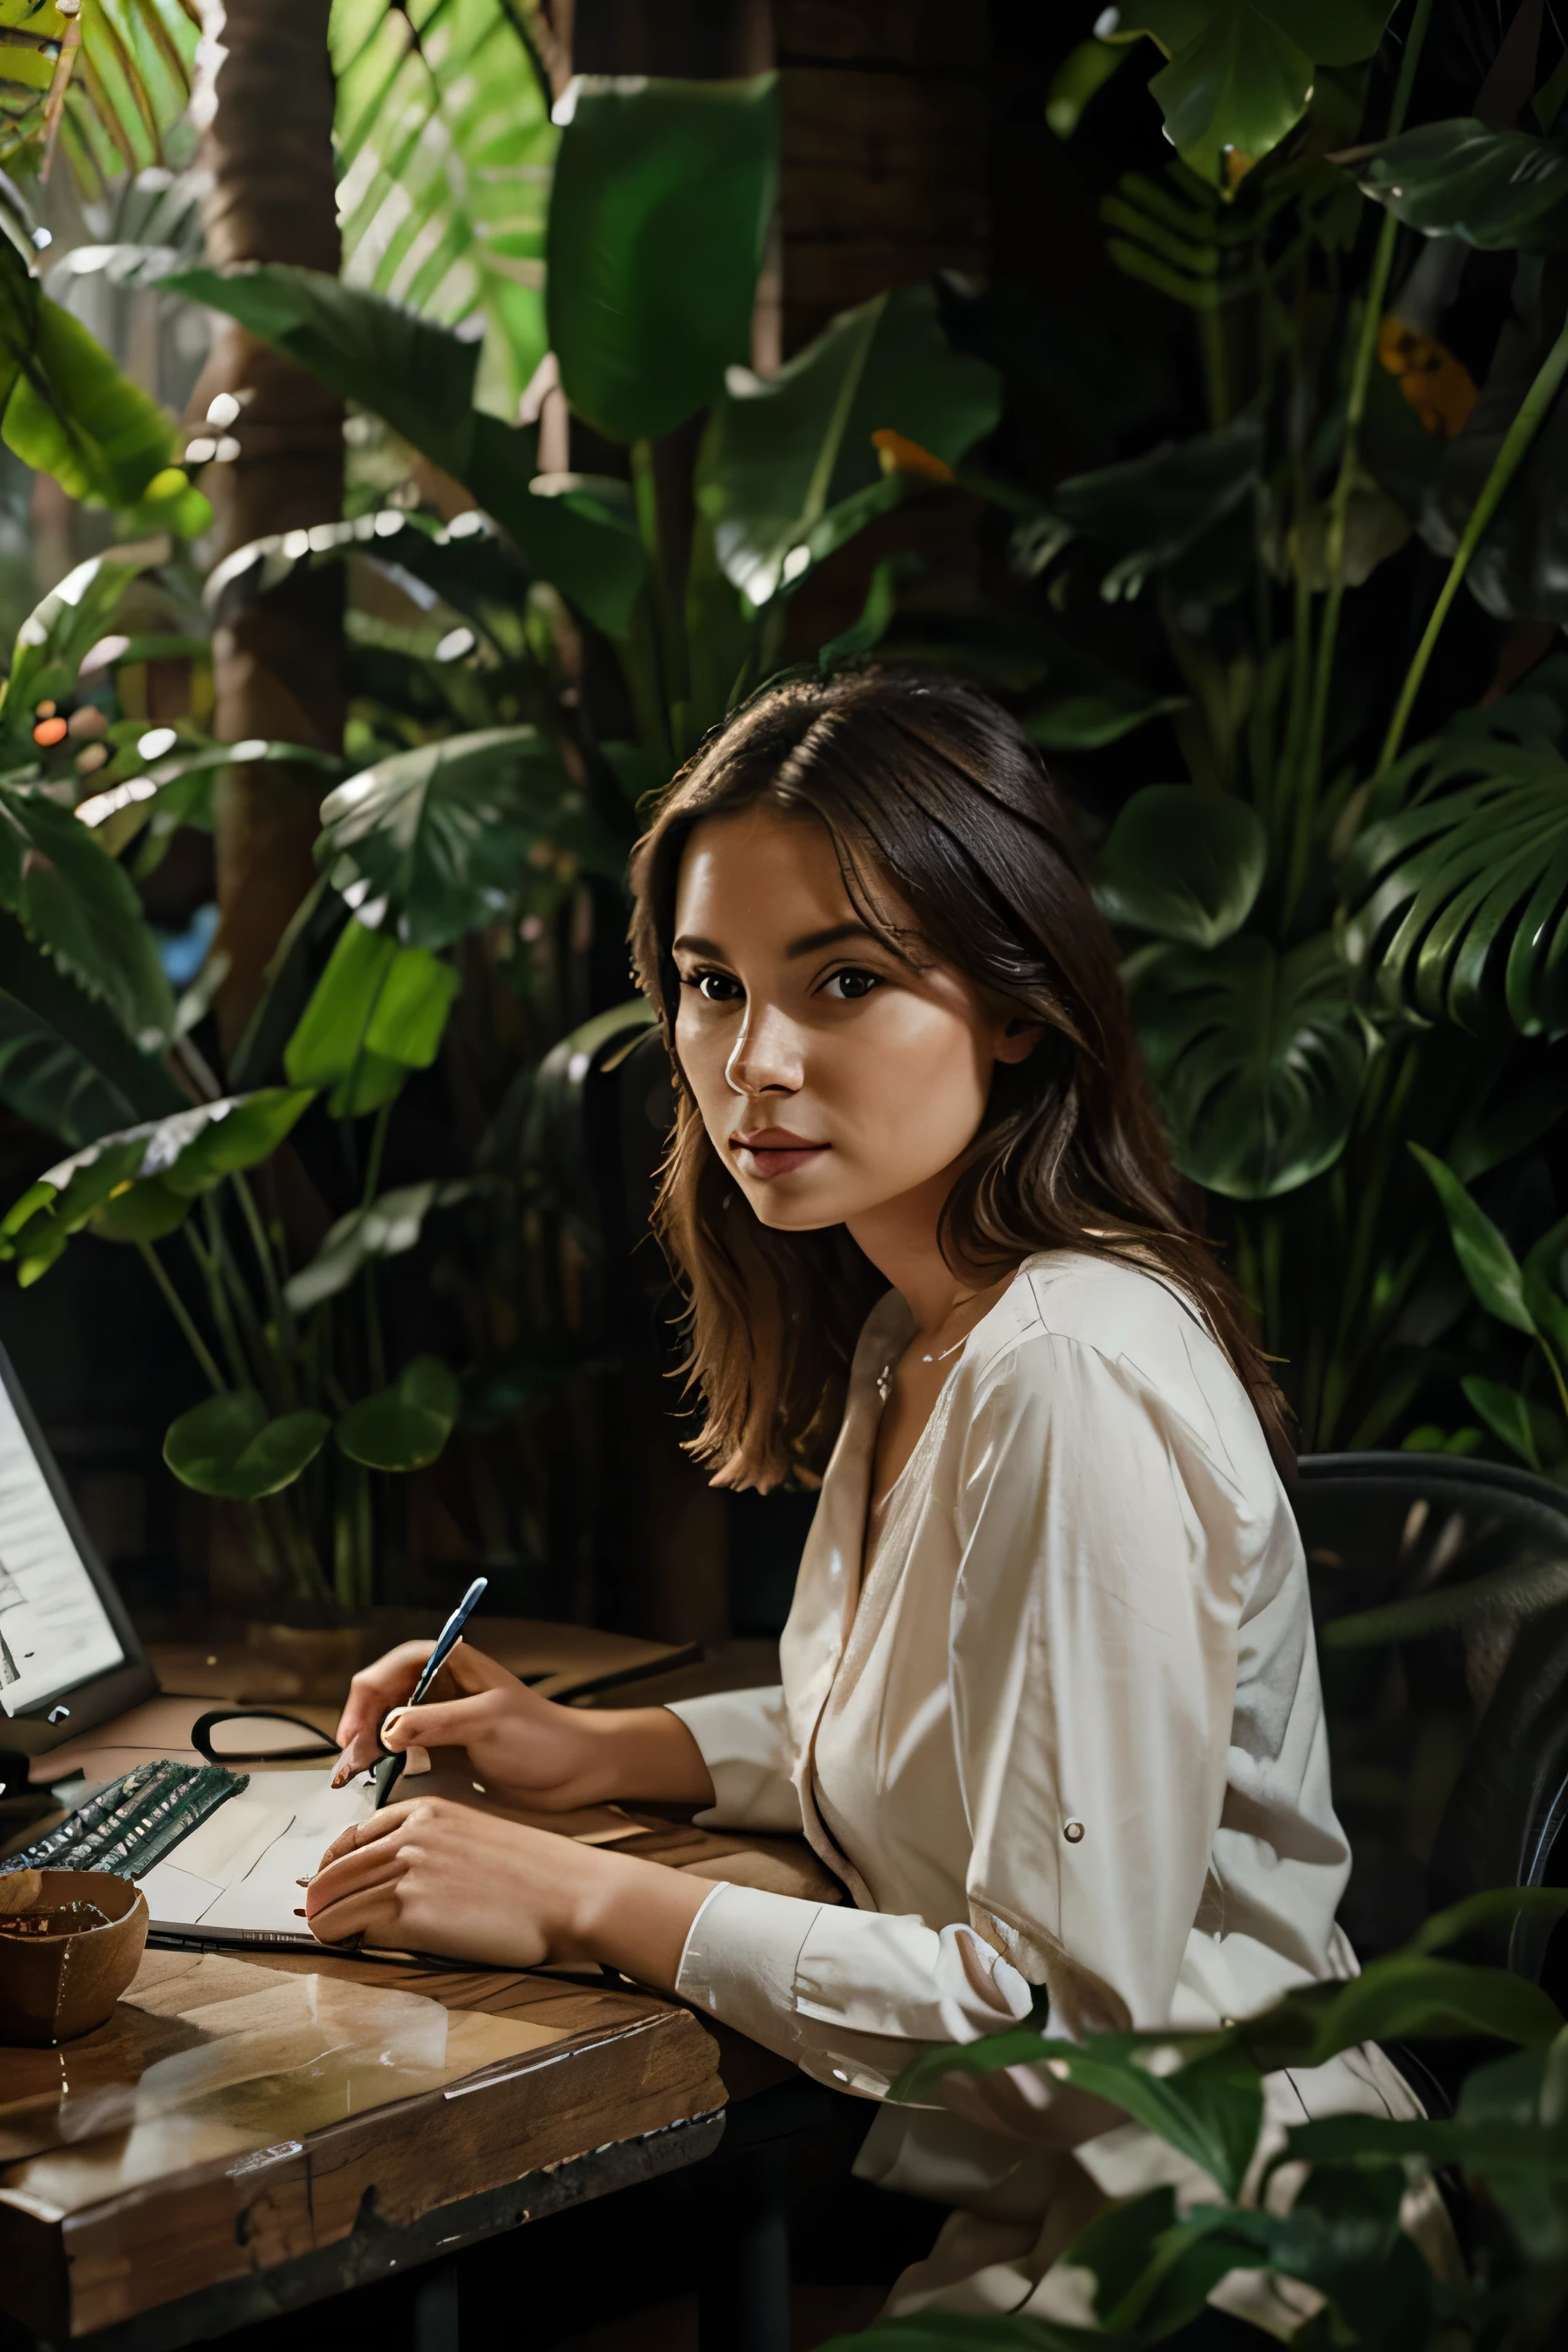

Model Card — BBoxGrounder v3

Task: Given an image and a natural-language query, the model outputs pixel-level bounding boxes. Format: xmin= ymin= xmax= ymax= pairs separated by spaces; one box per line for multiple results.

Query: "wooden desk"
xmin=0 ymin=1808 xmax=831 ymax=2348
xmin=2 ymin=1617 xmax=831 ymax=2350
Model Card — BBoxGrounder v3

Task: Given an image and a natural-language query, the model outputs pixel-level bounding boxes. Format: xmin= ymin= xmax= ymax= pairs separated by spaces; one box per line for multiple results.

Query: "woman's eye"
xmin=682 ymin=969 xmax=743 ymax=1004
xmin=824 ymin=968 xmax=880 ymax=1001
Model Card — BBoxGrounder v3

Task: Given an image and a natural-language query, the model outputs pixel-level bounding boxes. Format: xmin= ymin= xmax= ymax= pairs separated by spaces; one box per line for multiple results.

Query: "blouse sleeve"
xmin=673 ymin=1334 xmax=1247 ymax=2096
xmin=665 ymin=1685 xmax=804 ymax=1832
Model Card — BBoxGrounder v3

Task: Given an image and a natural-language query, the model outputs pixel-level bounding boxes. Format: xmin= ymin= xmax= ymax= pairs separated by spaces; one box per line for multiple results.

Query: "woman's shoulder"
xmin=962 ymin=1249 xmax=1269 ymax=1488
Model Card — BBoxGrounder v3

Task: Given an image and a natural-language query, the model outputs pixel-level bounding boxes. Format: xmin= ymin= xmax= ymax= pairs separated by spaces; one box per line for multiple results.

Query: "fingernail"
xmin=296 ymin=1875 xmax=315 ymax=1887
xmin=294 ymin=1908 xmax=307 ymax=1919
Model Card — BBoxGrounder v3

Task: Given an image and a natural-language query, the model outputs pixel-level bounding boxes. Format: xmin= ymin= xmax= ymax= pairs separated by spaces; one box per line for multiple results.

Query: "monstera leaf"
xmin=1096 ymin=786 xmax=1266 ymax=946
xmin=1015 ymin=416 xmax=1263 ymax=604
xmin=315 ymin=727 xmax=616 ymax=950
xmin=335 ymin=1355 xmax=460 ymax=1472
xmin=1339 ymin=718 xmax=1568 ymax=1038
xmin=0 ymin=1089 xmax=315 ymax=1284
xmin=695 ymin=286 xmax=1001 ymax=610
xmin=548 ymin=73 xmax=779 ymax=444
xmin=164 ymin=1390 xmax=331 ymax=1501
xmin=1129 ymin=933 xmax=1369 ymax=1198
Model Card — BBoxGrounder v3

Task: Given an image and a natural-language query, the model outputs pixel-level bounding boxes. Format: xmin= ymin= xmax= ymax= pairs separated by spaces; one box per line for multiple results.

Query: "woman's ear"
xmin=994 ymin=1013 xmax=1044 ymax=1066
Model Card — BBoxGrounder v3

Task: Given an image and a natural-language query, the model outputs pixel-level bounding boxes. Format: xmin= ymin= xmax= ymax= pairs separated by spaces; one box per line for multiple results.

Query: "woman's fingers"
xmin=335 ymin=1641 xmax=437 ymax=1748
xmin=334 ymin=1638 xmax=512 ymax=1756
xmin=315 ymin=1804 xmax=411 ymax=1870
xmin=308 ymin=1884 xmax=406 ymax=1948
xmin=378 ymin=1691 xmax=499 ymax=1754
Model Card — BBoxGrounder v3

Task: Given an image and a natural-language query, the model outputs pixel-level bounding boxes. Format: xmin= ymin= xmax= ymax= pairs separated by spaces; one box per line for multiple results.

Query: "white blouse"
xmin=668 ymin=1253 xmax=1428 ymax=2322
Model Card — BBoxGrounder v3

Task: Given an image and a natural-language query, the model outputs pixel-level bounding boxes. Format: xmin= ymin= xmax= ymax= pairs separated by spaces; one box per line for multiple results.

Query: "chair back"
xmin=1298 ymin=1452 xmax=1568 ymax=1995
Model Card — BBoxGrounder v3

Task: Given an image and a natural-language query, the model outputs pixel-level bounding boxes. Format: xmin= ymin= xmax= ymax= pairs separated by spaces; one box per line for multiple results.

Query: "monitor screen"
xmin=0 ymin=1374 xmax=125 ymax=1716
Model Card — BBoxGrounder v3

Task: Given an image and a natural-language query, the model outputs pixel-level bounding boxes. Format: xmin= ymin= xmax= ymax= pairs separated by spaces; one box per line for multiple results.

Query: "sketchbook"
xmin=137 ymin=1769 xmax=376 ymax=1948
xmin=3 ymin=1758 xmax=377 ymax=1951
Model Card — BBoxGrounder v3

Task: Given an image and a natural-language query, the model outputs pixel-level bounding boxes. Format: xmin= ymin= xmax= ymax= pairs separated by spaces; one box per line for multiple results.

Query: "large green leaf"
xmin=1409 ymin=1143 xmax=1535 ymax=1332
xmin=1338 ymin=710 xmax=1568 ymax=1038
xmin=1096 ymin=786 xmax=1266 ymax=946
xmin=315 ymin=727 xmax=612 ymax=951
xmin=0 ymin=2 xmax=199 ymax=190
xmin=896 ymin=2027 xmax=1263 ymax=2201
xmin=1416 ymin=318 xmax=1568 ymax=629
xmin=1355 ymin=119 xmax=1568 ymax=251
xmin=332 ymin=0 xmax=557 ymax=412
xmin=1014 ymin=415 xmax=1263 ymax=603
xmin=548 ymin=73 xmax=779 ymax=444
xmin=283 ymin=1179 xmax=478 ymax=1315
xmin=1144 ymin=2 xmax=1314 ymax=185
xmin=3 ymin=294 xmax=181 ymax=509
xmin=0 ymin=544 xmax=168 ymax=766
xmin=164 ymin=1390 xmax=331 ymax=1502
xmin=0 ymin=912 xmax=185 ymax=1125
xmin=0 ymin=1089 xmax=314 ymax=1283
xmin=335 ymin=1354 xmax=459 ymax=1472
xmin=1128 ymin=932 xmax=1368 ymax=1199
xmin=204 ymin=508 xmax=532 ymax=648
xmin=1461 ymin=1374 xmax=1540 ymax=1466
xmin=0 ymin=991 xmax=139 ymax=1148
xmin=164 ymin=263 xmax=485 ymax=482
xmin=0 ymin=781 xmax=174 ymax=1047
xmin=283 ymin=917 xmax=458 ymax=1117
xmin=163 ymin=266 xmax=648 ymax=639
xmin=1125 ymin=2 xmax=1394 ymax=186
xmin=694 ymin=286 xmax=1001 ymax=610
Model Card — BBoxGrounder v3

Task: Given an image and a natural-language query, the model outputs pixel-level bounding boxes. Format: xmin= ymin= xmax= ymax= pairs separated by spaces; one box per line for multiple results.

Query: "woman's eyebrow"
xmin=786 ymin=922 xmax=880 ymax=958
xmin=671 ymin=934 xmax=727 ymax=959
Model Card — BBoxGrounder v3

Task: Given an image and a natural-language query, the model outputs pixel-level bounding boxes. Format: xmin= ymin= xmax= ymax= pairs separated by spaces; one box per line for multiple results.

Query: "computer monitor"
xmin=0 ymin=1338 xmax=155 ymax=1760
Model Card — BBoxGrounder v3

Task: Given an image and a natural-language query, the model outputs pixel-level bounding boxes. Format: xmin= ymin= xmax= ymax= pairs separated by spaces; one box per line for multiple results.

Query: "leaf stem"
xmin=1378 ymin=312 xmax=1568 ymax=773
xmin=230 ymin=1170 xmax=296 ymax=1384
xmin=138 ymin=1240 xmax=226 ymax=1394
xmin=1303 ymin=0 xmax=1435 ymax=799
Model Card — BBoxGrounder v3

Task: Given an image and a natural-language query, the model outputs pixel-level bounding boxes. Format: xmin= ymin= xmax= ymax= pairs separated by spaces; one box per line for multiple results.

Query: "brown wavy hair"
xmin=629 ymin=665 xmax=1288 ymax=1491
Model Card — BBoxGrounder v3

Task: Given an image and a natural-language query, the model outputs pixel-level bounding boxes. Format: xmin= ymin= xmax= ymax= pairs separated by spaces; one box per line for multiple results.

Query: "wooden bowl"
xmin=0 ymin=1869 xmax=148 ymax=2046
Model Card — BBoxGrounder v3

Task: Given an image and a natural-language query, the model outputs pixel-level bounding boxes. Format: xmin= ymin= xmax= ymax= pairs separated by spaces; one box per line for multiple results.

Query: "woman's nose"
xmin=725 ymin=1001 xmax=803 ymax=1096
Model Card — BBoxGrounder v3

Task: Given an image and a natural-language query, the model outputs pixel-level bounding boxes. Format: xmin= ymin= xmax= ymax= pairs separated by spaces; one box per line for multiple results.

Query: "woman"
xmin=309 ymin=668 xmax=1432 ymax=2323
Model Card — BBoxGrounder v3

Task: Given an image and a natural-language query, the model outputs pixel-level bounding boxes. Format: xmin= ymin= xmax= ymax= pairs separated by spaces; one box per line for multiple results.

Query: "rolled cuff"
xmin=675 ymin=1878 xmax=1034 ymax=2100
xmin=665 ymin=1685 xmax=802 ymax=1831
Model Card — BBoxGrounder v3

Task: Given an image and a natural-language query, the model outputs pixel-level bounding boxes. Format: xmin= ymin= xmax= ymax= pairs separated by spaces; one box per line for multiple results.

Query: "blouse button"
xmin=1063 ymin=1820 xmax=1085 ymax=1844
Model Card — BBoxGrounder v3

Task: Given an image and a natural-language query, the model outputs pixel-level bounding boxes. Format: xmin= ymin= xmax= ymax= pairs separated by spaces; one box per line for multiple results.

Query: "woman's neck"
xmin=845 ymin=1161 xmax=1004 ymax=1339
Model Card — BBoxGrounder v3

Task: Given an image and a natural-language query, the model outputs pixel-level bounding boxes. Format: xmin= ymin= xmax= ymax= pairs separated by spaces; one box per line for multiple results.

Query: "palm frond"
xmin=331 ymin=0 xmax=557 ymax=414
xmin=0 ymin=2 xmax=198 ymax=191
xmin=1340 ymin=675 xmax=1568 ymax=1041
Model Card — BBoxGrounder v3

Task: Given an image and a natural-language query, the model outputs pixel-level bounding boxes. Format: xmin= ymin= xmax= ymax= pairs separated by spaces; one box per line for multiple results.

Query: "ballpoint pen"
xmin=371 ymin=1576 xmax=489 ymax=1811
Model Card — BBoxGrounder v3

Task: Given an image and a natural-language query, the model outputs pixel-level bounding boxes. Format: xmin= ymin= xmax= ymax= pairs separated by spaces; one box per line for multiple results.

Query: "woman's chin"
xmin=738 ymin=1175 xmax=851 ymax=1233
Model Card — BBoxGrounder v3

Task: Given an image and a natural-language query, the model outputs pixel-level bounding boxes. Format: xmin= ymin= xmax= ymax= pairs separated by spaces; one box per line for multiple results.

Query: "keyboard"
xmin=0 ymin=1758 xmax=248 ymax=1880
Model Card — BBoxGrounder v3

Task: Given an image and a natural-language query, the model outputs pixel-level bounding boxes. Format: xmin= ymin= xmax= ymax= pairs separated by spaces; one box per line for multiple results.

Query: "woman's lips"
xmin=732 ymin=1130 xmax=829 ymax=1181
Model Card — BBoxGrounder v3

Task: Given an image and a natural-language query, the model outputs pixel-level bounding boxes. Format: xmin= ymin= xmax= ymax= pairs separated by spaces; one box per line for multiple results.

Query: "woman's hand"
xmin=305 ymin=1794 xmax=707 ymax=1985
xmin=333 ymin=1639 xmax=605 ymax=1809
xmin=332 ymin=1639 xmax=716 ymax=1813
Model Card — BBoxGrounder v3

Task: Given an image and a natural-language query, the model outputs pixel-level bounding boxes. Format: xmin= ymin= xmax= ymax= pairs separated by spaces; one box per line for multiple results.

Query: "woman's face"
xmin=671 ymin=805 xmax=1037 ymax=1236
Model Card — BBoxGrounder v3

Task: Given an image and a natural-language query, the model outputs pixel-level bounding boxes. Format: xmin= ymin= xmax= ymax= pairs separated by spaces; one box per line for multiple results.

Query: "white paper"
xmin=139 ymin=1769 xmax=377 ymax=1938
xmin=0 ymin=1382 xmax=123 ymax=1713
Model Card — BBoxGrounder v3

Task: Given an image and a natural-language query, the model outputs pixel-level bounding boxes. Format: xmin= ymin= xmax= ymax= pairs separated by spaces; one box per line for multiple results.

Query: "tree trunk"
xmin=187 ymin=0 xmax=345 ymax=1055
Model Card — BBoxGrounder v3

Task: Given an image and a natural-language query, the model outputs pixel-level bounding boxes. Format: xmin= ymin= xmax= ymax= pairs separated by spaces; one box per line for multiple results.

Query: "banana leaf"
xmin=547 ymin=72 xmax=779 ymax=444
